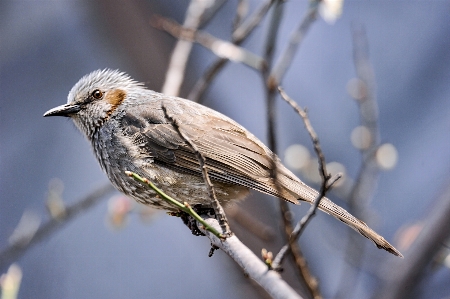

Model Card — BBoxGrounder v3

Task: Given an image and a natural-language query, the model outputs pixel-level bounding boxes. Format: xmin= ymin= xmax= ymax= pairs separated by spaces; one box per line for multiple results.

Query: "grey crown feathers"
xmin=44 ymin=69 xmax=402 ymax=257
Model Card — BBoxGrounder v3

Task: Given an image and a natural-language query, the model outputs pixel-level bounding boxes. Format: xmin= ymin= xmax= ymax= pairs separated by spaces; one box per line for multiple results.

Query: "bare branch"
xmin=161 ymin=101 xmax=231 ymax=235
xmin=271 ymin=87 xmax=338 ymax=274
xmin=199 ymin=215 xmax=304 ymax=299
xmin=161 ymin=0 xmax=212 ymax=96
xmin=262 ymin=3 xmax=323 ymax=297
xmin=279 ymin=200 xmax=322 ymax=299
xmin=262 ymin=0 xmax=284 ymax=196
xmin=232 ymin=0 xmax=274 ymax=43
xmin=125 ymin=172 xmax=303 ymax=298
xmin=0 ymin=183 xmax=115 ymax=269
xmin=347 ymin=24 xmax=381 ymax=209
xmin=335 ymin=24 xmax=382 ymax=299
xmin=233 ymin=0 xmax=249 ymax=31
xmin=189 ymin=0 xmax=274 ymax=102
xmin=278 ymin=87 xmax=329 ymax=181
xmin=268 ymin=1 xmax=320 ymax=90
xmin=198 ymin=0 xmax=227 ymax=27
xmin=151 ymin=15 xmax=264 ymax=71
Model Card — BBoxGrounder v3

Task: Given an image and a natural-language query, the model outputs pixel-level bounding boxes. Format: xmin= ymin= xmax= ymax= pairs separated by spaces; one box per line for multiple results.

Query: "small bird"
xmin=44 ymin=69 xmax=402 ymax=257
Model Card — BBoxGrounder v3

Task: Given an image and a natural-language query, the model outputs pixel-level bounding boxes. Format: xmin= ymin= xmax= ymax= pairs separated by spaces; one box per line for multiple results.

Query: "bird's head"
xmin=44 ymin=69 xmax=143 ymax=137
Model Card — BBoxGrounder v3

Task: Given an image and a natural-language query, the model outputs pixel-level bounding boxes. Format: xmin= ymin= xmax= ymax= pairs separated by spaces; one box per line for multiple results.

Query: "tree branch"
xmin=0 ymin=183 xmax=115 ymax=269
xmin=271 ymin=87 xmax=340 ymax=275
xmin=199 ymin=215 xmax=304 ymax=299
xmin=267 ymin=0 xmax=320 ymax=90
xmin=188 ymin=0 xmax=274 ymax=102
xmin=151 ymin=15 xmax=264 ymax=71
xmin=161 ymin=0 xmax=214 ymax=96
xmin=125 ymin=171 xmax=303 ymax=299
xmin=262 ymin=2 xmax=323 ymax=297
xmin=335 ymin=24 xmax=382 ymax=298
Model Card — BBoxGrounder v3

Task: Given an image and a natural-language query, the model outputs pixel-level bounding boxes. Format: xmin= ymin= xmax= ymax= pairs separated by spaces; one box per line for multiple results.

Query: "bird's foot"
xmin=179 ymin=205 xmax=215 ymax=236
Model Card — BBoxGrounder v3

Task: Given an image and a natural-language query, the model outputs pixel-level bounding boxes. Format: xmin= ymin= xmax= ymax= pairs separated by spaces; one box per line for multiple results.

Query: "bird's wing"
xmin=119 ymin=97 xmax=300 ymax=203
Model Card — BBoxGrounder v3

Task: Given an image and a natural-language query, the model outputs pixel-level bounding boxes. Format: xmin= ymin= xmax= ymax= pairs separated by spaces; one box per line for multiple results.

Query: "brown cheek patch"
xmin=106 ymin=89 xmax=126 ymax=115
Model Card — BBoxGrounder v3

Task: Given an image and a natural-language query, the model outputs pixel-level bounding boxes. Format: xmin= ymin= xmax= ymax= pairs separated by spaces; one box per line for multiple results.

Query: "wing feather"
xmin=119 ymin=98 xmax=299 ymax=203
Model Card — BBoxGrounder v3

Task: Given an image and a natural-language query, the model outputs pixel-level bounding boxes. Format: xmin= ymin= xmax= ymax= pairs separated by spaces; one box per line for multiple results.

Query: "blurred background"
xmin=1 ymin=1 xmax=449 ymax=298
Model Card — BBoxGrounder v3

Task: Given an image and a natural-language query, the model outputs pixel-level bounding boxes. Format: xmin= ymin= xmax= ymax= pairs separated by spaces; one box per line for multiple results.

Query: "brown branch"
xmin=189 ymin=0 xmax=274 ymax=102
xmin=263 ymin=0 xmax=284 ymax=154
xmin=348 ymin=24 xmax=380 ymax=211
xmin=151 ymin=15 xmax=264 ymax=71
xmin=161 ymin=0 xmax=212 ymax=96
xmin=160 ymin=101 xmax=231 ymax=235
xmin=279 ymin=200 xmax=322 ymax=299
xmin=262 ymin=3 xmax=325 ymax=298
xmin=262 ymin=0 xmax=284 ymax=198
xmin=277 ymin=87 xmax=329 ymax=181
xmin=267 ymin=0 xmax=320 ymax=90
xmin=271 ymin=88 xmax=340 ymax=280
xmin=334 ymin=24 xmax=382 ymax=299
xmin=233 ymin=0 xmax=249 ymax=32
xmin=0 ymin=183 xmax=115 ymax=269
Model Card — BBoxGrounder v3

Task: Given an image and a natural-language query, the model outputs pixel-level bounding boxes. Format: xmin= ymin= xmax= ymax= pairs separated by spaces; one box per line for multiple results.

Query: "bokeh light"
xmin=351 ymin=126 xmax=372 ymax=150
xmin=376 ymin=143 xmax=398 ymax=170
xmin=284 ymin=144 xmax=311 ymax=170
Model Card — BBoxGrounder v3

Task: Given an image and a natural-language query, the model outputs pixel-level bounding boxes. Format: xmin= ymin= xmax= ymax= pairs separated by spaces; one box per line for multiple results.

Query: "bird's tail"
xmin=278 ymin=174 xmax=403 ymax=257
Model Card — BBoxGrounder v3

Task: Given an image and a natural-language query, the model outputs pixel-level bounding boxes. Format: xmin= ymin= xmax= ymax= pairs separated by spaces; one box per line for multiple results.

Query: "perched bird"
xmin=44 ymin=69 xmax=402 ymax=257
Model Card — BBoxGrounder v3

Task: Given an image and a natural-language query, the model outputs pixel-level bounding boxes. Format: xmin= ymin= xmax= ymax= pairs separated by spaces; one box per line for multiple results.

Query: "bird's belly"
xmin=110 ymin=163 xmax=249 ymax=211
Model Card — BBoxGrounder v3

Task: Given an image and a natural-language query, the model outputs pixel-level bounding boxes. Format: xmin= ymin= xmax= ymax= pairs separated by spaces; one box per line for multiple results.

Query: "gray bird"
xmin=44 ymin=69 xmax=402 ymax=257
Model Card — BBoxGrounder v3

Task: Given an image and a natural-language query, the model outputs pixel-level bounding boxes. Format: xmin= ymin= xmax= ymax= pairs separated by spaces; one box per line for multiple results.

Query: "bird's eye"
xmin=92 ymin=89 xmax=103 ymax=99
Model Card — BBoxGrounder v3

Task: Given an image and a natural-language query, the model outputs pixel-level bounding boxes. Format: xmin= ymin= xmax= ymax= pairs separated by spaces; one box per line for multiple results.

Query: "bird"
xmin=43 ymin=69 xmax=402 ymax=257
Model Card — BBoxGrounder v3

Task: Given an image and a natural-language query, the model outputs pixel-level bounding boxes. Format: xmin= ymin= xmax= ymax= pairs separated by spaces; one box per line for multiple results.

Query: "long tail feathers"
xmin=316 ymin=196 xmax=403 ymax=257
xmin=288 ymin=180 xmax=403 ymax=257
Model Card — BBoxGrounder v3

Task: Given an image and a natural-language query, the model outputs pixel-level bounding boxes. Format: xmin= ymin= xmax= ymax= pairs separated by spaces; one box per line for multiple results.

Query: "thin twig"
xmin=279 ymin=200 xmax=322 ymax=299
xmin=125 ymin=171 xmax=225 ymax=239
xmin=348 ymin=24 xmax=380 ymax=210
xmin=188 ymin=58 xmax=229 ymax=103
xmin=0 ymin=183 xmax=115 ymax=269
xmin=263 ymin=0 xmax=284 ymax=185
xmin=263 ymin=1 xmax=322 ymax=288
xmin=151 ymin=15 xmax=264 ymax=71
xmin=271 ymin=87 xmax=337 ymax=273
xmin=335 ymin=24 xmax=381 ymax=298
xmin=161 ymin=0 xmax=212 ymax=96
xmin=278 ymin=87 xmax=328 ymax=179
xmin=233 ymin=0 xmax=249 ymax=32
xmin=268 ymin=0 xmax=320 ymax=90
xmin=198 ymin=0 xmax=227 ymax=28
xmin=261 ymin=0 xmax=286 ymax=275
xmin=161 ymin=102 xmax=231 ymax=236
xmin=232 ymin=0 xmax=274 ymax=43
xmin=262 ymin=3 xmax=323 ymax=298
xmin=288 ymin=174 xmax=341 ymax=241
xmin=189 ymin=0 xmax=274 ymax=102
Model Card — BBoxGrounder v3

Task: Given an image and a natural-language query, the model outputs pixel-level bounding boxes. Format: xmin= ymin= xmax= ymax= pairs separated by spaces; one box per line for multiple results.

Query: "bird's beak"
xmin=43 ymin=103 xmax=81 ymax=117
